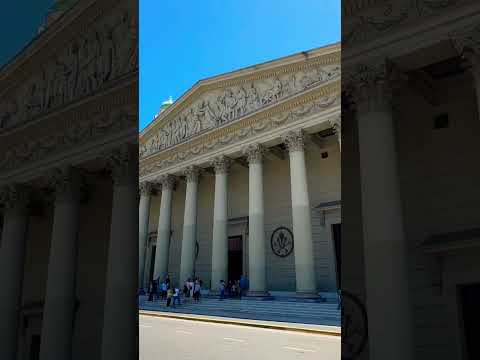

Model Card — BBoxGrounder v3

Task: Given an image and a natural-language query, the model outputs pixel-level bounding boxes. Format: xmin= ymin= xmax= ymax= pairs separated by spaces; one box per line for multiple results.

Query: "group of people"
xmin=182 ymin=277 xmax=202 ymax=302
xmin=147 ymin=275 xmax=203 ymax=307
xmin=147 ymin=274 xmax=249 ymax=305
xmin=218 ymin=275 xmax=248 ymax=300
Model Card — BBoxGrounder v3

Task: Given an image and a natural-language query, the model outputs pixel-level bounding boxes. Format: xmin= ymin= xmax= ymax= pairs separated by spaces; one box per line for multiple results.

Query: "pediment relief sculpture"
xmin=140 ymin=63 xmax=340 ymax=159
xmin=0 ymin=8 xmax=137 ymax=130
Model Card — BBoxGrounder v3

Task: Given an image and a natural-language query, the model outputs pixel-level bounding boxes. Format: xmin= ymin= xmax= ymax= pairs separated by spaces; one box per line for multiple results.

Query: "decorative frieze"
xmin=343 ymin=0 xmax=473 ymax=47
xmin=0 ymin=109 xmax=136 ymax=172
xmin=183 ymin=166 xmax=201 ymax=183
xmin=211 ymin=156 xmax=231 ymax=174
xmin=243 ymin=143 xmax=265 ymax=164
xmin=139 ymin=63 xmax=340 ymax=158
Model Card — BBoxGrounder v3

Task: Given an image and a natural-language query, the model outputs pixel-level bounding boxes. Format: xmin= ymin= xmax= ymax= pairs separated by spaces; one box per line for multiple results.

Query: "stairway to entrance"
xmin=139 ymin=295 xmax=340 ymax=326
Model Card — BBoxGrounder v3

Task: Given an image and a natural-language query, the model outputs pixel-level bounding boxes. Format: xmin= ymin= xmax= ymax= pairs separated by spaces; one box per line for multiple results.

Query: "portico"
xmin=139 ymin=44 xmax=341 ymax=297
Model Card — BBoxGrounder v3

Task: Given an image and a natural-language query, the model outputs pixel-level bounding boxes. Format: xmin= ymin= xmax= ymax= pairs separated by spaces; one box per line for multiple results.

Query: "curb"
xmin=139 ymin=310 xmax=341 ymax=337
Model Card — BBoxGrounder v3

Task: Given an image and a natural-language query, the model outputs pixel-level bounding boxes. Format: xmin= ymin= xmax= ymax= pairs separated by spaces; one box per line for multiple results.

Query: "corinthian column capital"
xmin=211 ymin=155 xmax=231 ymax=174
xmin=47 ymin=167 xmax=83 ymax=202
xmin=139 ymin=182 xmax=153 ymax=196
xmin=157 ymin=174 xmax=176 ymax=191
xmin=242 ymin=143 xmax=265 ymax=164
xmin=0 ymin=183 xmax=31 ymax=211
xmin=106 ymin=144 xmax=138 ymax=186
xmin=182 ymin=166 xmax=201 ymax=183
xmin=282 ymin=129 xmax=307 ymax=153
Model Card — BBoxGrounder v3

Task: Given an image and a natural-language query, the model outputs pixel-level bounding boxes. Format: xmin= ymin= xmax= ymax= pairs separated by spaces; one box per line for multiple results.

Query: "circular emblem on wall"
xmin=270 ymin=227 xmax=294 ymax=257
xmin=340 ymin=290 xmax=368 ymax=359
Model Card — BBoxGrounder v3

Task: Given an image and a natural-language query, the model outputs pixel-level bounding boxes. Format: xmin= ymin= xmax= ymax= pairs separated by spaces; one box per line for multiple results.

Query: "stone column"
xmin=40 ymin=168 xmax=81 ymax=360
xmin=351 ymin=64 xmax=413 ymax=360
xmin=138 ymin=182 xmax=152 ymax=292
xmin=101 ymin=146 xmax=138 ymax=360
xmin=179 ymin=166 xmax=200 ymax=283
xmin=210 ymin=156 xmax=230 ymax=292
xmin=282 ymin=130 xmax=317 ymax=297
xmin=152 ymin=175 xmax=176 ymax=282
xmin=243 ymin=144 xmax=268 ymax=296
xmin=0 ymin=185 xmax=29 ymax=360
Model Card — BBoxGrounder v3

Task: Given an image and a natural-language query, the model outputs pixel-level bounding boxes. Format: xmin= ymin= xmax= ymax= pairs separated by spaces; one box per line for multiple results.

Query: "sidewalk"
xmin=139 ymin=309 xmax=341 ymax=336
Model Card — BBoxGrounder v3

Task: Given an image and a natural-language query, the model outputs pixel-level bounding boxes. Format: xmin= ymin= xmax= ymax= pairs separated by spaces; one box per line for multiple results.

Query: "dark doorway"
xmin=228 ymin=236 xmax=243 ymax=282
xmin=29 ymin=334 xmax=41 ymax=360
xmin=459 ymin=283 xmax=480 ymax=360
xmin=332 ymin=223 xmax=341 ymax=290
xmin=149 ymin=245 xmax=156 ymax=284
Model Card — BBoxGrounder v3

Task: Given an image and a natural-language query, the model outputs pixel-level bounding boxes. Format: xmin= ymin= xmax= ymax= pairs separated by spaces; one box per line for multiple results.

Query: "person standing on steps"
xmin=219 ymin=280 xmax=226 ymax=301
xmin=193 ymin=279 xmax=201 ymax=302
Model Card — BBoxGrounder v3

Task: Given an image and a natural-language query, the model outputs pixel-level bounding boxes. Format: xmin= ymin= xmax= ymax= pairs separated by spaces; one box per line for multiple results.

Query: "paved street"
xmin=139 ymin=314 xmax=340 ymax=360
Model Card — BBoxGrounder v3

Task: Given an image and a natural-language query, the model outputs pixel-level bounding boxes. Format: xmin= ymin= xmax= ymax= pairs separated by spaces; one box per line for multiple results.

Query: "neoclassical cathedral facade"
xmin=139 ymin=44 xmax=341 ymax=297
xmin=0 ymin=1 xmax=138 ymax=359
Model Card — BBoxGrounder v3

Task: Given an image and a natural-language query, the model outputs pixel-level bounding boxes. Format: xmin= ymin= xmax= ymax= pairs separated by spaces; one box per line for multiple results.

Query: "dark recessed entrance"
xmin=29 ymin=334 xmax=41 ymax=360
xmin=228 ymin=235 xmax=243 ymax=283
xmin=459 ymin=283 xmax=480 ymax=360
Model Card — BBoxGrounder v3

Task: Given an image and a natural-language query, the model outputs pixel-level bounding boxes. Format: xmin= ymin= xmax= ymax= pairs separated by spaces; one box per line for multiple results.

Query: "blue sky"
xmin=0 ymin=0 xmax=54 ymax=68
xmin=140 ymin=0 xmax=340 ymax=130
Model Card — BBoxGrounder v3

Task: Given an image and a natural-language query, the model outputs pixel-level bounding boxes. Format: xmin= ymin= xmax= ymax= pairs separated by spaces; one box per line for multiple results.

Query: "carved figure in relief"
xmin=25 ymin=82 xmax=43 ymax=118
xmin=261 ymin=77 xmax=283 ymax=105
xmin=100 ymin=26 xmax=115 ymax=83
xmin=245 ymin=83 xmax=260 ymax=112
xmin=236 ymin=86 xmax=247 ymax=116
xmin=282 ymin=74 xmax=297 ymax=94
xmin=196 ymin=100 xmax=215 ymax=129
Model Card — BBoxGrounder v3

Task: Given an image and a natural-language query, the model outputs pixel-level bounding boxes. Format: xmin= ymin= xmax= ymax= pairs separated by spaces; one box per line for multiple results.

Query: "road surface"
xmin=139 ymin=314 xmax=340 ymax=360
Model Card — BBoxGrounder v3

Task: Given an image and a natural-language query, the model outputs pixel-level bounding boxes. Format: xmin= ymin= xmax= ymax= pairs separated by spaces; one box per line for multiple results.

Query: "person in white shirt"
xmin=172 ymin=286 xmax=181 ymax=307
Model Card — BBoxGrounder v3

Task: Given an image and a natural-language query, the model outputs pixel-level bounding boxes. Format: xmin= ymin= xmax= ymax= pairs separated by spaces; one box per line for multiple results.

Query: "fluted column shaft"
xmin=282 ymin=130 xmax=317 ymax=296
xmin=354 ymin=76 xmax=413 ymax=360
xmin=101 ymin=146 xmax=138 ymax=360
xmin=40 ymin=168 xmax=81 ymax=360
xmin=138 ymin=182 xmax=152 ymax=291
xmin=179 ymin=167 xmax=200 ymax=283
xmin=210 ymin=156 xmax=230 ymax=291
xmin=0 ymin=185 xmax=29 ymax=360
xmin=153 ymin=175 xmax=175 ymax=282
xmin=244 ymin=144 xmax=267 ymax=295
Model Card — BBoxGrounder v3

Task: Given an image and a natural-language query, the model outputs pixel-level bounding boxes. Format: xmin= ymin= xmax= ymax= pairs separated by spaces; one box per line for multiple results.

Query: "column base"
xmin=295 ymin=291 xmax=320 ymax=299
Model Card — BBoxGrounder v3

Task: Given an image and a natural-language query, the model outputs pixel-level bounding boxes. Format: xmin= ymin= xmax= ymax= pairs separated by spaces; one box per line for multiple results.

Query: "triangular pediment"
xmin=140 ymin=43 xmax=340 ymax=159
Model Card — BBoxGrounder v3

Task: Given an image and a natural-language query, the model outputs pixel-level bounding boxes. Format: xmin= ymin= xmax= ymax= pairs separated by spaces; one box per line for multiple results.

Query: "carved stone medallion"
xmin=270 ymin=227 xmax=294 ymax=257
